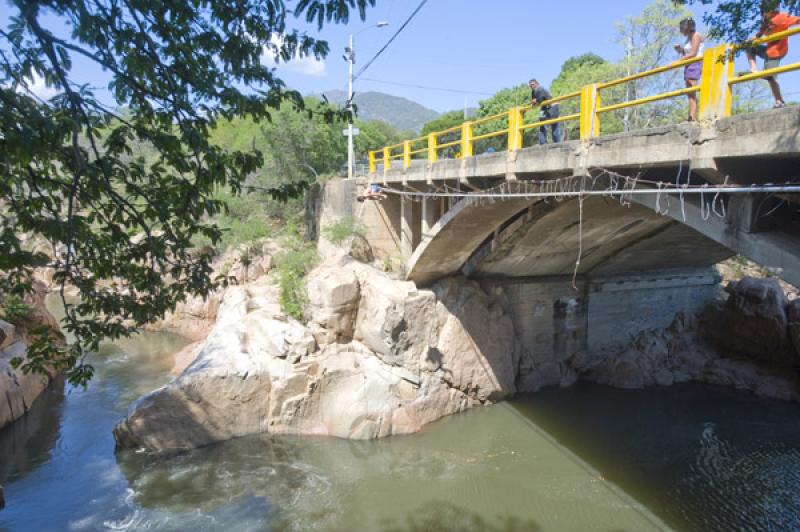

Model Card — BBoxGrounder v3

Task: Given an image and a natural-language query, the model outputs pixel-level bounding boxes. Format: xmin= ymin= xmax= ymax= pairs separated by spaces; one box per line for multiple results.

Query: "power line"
xmin=354 ymin=0 xmax=429 ymax=81
xmin=359 ymin=77 xmax=494 ymax=96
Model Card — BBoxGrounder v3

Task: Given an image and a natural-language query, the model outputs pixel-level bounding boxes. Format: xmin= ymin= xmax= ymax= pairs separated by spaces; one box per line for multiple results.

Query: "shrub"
xmin=324 ymin=216 xmax=366 ymax=245
xmin=274 ymin=241 xmax=318 ymax=320
xmin=0 ymin=294 xmax=34 ymax=327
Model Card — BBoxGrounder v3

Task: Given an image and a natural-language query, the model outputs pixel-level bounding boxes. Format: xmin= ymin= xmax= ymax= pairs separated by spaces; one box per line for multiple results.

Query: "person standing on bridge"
xmin=745 ymin=2 xmax=800 ymax=109
xmin=529 ymin=79 xmax=561 ymax=145
xmin=674 ymin=18 xmax=704 ymax=122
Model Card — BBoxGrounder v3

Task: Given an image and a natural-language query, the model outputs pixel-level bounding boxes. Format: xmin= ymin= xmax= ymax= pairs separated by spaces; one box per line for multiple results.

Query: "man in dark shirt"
xmin=529 ymin=79 xmax=561 ymax=144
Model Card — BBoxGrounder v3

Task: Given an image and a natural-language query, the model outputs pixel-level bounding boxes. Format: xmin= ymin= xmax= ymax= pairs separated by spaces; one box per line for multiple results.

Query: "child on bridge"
xmin=674 ymin=18 xmax=704 ymax=122
xmin=745 ymin=2 xmax=800 ymax=108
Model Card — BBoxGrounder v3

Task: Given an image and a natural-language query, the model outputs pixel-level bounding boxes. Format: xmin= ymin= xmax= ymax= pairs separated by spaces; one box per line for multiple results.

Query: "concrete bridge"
xmin=384 ymin=109 xmax=800 ymax=289
xmin=318 ymin=30 xmax=800 ymax=379
xmin=318 ymin=109 xmax=800 ymax=370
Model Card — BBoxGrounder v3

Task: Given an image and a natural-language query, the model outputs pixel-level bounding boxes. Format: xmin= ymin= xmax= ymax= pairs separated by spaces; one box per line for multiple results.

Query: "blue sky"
xmin=4 ymin=0 xmax=800 ymax=112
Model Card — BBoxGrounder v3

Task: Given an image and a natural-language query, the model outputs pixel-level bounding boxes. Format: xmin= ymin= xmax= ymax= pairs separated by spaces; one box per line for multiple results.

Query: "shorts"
xmin=684 ymin=61 xmax=702 ymax=81
xmin=753 ymin=44 xmax=782 ymax=75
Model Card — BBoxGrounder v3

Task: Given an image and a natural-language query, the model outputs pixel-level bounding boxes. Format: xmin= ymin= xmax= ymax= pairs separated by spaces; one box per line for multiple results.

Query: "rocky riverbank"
xmin=0 ymin=281 xmax=62 ymax=431
xmin=113 ymin=234 xmax=800 ymax=454
xmin=575 ymin=277 xmax=800 ymax=401
xmin=114 ymin=250 xmax=518 ymax=453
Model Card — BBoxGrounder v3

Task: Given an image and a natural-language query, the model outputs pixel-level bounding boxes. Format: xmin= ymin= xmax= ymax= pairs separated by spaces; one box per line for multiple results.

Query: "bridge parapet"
xmin=369 ymin=27 xmax=800 ymax=179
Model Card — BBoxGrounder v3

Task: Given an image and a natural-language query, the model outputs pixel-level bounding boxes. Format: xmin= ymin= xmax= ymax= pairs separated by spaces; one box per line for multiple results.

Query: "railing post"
xmin=368 ymin=151 xmax=377 ymax=175
xmin=403 ymin=140 xmax=411 ymax=169
xmin=461 ymin=121 xmax=473 ymax=158
xmin=383 ymin=146 xmax=391 ymax=175
xmin=427 ymin=133 xmax=437 ymax=165
xmin=580 ymin=84 xmax=600 ymax=140
xmin=508 ymin=107 xmax=523 ymax=151
xmin=699 ymin=44 xmax=733 ymax=121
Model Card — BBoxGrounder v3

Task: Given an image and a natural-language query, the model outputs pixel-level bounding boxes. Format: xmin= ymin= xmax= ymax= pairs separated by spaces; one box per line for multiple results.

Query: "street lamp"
xmin=345 ymin=21 xmax=389 ymax=179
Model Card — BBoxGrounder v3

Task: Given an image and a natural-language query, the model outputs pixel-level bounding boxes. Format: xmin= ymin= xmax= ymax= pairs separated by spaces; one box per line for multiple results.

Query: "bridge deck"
xmin=375 ymin=108 xmax=800 ymax=187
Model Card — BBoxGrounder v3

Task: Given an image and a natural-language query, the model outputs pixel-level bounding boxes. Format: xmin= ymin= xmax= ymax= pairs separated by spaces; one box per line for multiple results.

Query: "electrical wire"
xmin=354 ymin=0 xmax=429 ymax=81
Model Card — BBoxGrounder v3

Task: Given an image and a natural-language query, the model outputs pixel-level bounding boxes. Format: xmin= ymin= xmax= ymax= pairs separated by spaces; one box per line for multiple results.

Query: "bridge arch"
xmin=406 ymin=190 xmax=800 ymax=288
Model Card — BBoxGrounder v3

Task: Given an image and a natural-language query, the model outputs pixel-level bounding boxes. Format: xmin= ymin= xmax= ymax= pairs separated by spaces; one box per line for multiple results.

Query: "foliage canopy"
xmin=0 ymin=0 xmax=375 ymax=385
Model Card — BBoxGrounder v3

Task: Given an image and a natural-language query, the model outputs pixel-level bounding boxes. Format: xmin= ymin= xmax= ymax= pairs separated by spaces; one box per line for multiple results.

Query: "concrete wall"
xmin=485 ymin=268 xmax=721 ymax=368
xmin=317 ymin=179 xmax=404 ymax=261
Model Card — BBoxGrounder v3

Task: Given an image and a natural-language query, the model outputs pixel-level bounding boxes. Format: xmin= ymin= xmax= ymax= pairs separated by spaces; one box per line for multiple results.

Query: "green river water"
xmin=2 ymin=325 xmax=800 ymax=531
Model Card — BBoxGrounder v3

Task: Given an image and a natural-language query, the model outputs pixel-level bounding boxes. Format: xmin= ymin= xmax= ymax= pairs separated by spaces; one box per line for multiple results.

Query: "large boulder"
xmin=0 ymin=320 xmax=15 ymax=351
xmin=431 ymin=278 xmax=518 ymax=401
xmin=789 ymin=300 xmax=800 ymax=359
xmin=0 ymin=283 xmax=61 ymax=431
xmin=0 ymin=341 xmax=54 ymax=430
xmin=115 ymin=256 xmax=522 ymax=454
xmin=307 ymin=265 xmax=360 ymax=341
xmin=352 ymin=265 xmax=435 ymax=373
xmin=714 ymin=277 xmax=793 ymax=365
xmin=113 ymin=279 xmax=474 ymax=453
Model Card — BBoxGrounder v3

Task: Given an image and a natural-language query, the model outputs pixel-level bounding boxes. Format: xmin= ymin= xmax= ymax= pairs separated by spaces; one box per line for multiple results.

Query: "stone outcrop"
xmin=114 ymin=254 xmax=518 ymax=453
xmin=117 ymin=253 xmax=800 ymax=455
xmin=146 ymin=241 xmax=280 ymax=342
xmin=0 ymin=282 xmax=62 ymax=430
xmin=789 ymin=300 xmax=800 ymax=358
xmin=711 ymin=277 xmax=793 ymax=365
xmin=578 ymin=309 xmax=800 ymax=402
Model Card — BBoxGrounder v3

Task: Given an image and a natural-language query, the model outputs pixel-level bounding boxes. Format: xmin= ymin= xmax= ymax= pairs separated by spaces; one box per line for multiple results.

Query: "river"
xmin=2 ymin=326 xmax=800 ymax=531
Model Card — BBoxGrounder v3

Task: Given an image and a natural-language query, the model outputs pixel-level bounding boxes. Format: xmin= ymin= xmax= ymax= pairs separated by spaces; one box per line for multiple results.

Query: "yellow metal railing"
xmin=369 ymin=28 xmax=800 ymax=176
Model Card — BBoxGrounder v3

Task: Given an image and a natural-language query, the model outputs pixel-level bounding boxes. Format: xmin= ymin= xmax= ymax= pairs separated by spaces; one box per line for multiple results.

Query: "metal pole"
xmin=347 ymin=33 xmax=354 ymax=179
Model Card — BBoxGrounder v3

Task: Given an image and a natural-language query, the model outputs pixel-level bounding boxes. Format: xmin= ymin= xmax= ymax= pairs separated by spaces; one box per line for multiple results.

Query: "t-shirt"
xmin=531 ymin=86 xmax=553 ymax=108
xmin=759 ymin=12 xmax=800 ymax=58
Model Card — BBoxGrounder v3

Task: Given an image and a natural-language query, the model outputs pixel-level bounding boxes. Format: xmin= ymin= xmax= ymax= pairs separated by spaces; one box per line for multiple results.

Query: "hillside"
xmin=319 ymin=90 xmax=439 ymax=133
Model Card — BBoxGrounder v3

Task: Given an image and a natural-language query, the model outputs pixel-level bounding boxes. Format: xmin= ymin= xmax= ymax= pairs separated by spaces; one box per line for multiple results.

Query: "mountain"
xmin=319 ymin=90 xmax=440 ymax=133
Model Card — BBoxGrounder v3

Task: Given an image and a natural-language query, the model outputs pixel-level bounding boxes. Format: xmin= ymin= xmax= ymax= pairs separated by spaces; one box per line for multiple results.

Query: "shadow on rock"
xmin=0 ymin=375 xmax=65 ymax=486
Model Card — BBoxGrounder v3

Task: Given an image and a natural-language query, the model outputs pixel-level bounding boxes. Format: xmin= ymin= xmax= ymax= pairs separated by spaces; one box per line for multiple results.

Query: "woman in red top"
xmin=746 ymin=4 xmax=800 ymax=108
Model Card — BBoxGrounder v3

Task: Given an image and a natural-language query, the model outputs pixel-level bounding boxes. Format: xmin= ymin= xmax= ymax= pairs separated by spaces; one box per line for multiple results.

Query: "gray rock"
xmin=348 ymin=235 xmax=374 ymax=263
xmin=715 ymin=277 xmax=792 ymax=365
xmin=307 ymin=264 xmax=360 ymax=340
xmin=788 ymin=300 xmax=800 ymax=359
xmin=113 ymin=271 xmax=483 ymax=454
xmin=431 ymin=278 xmax=518 ymax=401
xmin=0 ymin=320 xmax=15 ymax=351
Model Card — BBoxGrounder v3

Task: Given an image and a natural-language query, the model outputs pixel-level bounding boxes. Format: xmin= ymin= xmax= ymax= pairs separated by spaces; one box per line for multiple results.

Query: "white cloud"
xmin=263 ymin=36 xmax=327 ymax=78
xmin=25 ymin=71 xmax=58 ymax=100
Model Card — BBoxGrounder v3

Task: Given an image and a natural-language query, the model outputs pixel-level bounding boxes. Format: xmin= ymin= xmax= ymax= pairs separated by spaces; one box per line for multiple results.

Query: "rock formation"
xmin=146 ymin=241 xmax=278 ymax=342
xmin=114 ymin=254 xmax=518 ymax=453
xmin=115 ymin=235 xmax=800 ymax=456
xmin=0 ymin=281 xmax=62 ymax=430
xmin=577 ymin=278 xmax=800 ymax=402
xmin=789 ymin=300 xmax=800 ymax=359
xmin=711 ymin=277 xmax=794 ymax=365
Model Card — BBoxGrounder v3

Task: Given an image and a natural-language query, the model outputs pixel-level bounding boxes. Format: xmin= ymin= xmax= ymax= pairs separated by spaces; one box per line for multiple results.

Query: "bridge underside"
xmin=461 ymin=197 xmax=733 ymax=279
xmin=368 ymin=109 xmax=800 ymax=288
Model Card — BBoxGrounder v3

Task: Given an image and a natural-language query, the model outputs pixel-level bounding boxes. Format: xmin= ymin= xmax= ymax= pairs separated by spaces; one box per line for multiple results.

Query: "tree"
xmin=421 ymin=110 xmax=466 ymax=137
xmin=551 ymin=54 xmax=624 ymax=138
xmin=420 ymin=110 xmax=466 ymax=158
xmin=0 ymin=0 xmax=376 ymax=385
xmin=675 ymin=0 xmax=800 ymax=42
xmin=355 ymin=119 xmax=402 ymax=160
xmin=614 ymin=0 xmax=693 ymax=131
xmin=473 ymin=85 xmax=530 ymax=152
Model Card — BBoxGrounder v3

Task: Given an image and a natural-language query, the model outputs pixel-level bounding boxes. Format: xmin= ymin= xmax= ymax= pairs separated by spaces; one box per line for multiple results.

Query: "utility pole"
xmin=346 ymin=33 xmax=355 ymax=179
xmin=345 ymin=22 xmax=388 ymax=179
